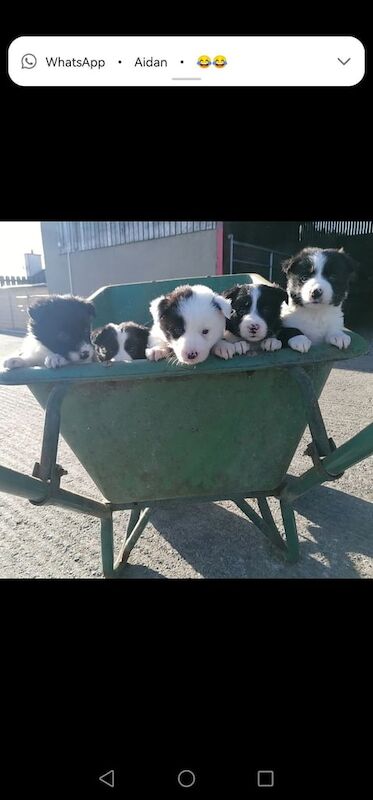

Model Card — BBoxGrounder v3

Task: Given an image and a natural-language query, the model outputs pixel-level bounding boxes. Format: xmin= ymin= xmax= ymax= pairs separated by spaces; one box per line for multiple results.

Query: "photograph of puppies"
xmin=146 ymin=283 xmax=232 ymax=364
xmin=3 ymin=294 xmax=96 ymax=369
xmin=281 ymin=247 xmax=356 ymax=353
xmin=0 ymin=220 xmax=371 ymax=582
xmin=92 ymin=321 xmax=150 ymax=362
xmin=212 ymin=279 xmax=290 ymax=359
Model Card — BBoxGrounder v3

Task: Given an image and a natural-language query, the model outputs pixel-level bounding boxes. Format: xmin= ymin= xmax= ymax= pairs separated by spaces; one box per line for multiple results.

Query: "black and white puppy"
xmin=146 ymin=284 xmax=232 ymax=364
xmin=92 ymin=321 xmax=150 ymax=362
xmin=280 ymin=247 xmax=356 ymax=352
xmin=3 ymin=295 xmax=96 ymax=369
xmin=212 ymin=281 xmax=289 ymax=359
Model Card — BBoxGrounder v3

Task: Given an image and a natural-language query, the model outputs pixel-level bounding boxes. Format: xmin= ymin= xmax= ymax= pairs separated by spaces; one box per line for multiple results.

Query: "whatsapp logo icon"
xmin=21 ymin=54 xmax=37 ymax=69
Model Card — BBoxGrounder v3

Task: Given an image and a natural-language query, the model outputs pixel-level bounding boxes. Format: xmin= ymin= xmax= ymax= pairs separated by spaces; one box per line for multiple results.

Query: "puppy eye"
xmin=202 ymin=329 xmax=209 ymax=335
xmin=172 ymin=328 xmax=183 ymax=339
xmin=300 ymin=276 xmax=308 ymax=283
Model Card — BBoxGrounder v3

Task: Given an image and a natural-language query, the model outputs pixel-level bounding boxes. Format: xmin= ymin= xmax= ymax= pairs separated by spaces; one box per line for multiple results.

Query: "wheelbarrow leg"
xmin=100 ymin=515 xmax=115 ymax=578
xmin=125 ymin=508 xmax=141 ymax=541
xmin=257 ymin=497 xmax=287 ymax=550
xmin=236 ymin=496 xmax=299 ymax=562
xmin=279 ymin=499 xmax=299 ymax=563
xmin=114 ymin=508 xmax=151 ymax=571
xmin=234 ymin=498 xmax=286 ymax=551
xmin=100 ymin=508 xmax=151 ymax=578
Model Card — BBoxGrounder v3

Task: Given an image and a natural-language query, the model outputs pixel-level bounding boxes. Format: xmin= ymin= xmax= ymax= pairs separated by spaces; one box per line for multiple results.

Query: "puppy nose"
xmin=311 ymin=288 xmax=323 ymax=299
xmin=250 ymin=324 xmax=260 ymax=332
xmin=187 ymin=351 xmax=198 ymax=360
xmin=80 ymin=351 xmax=90 ymax=360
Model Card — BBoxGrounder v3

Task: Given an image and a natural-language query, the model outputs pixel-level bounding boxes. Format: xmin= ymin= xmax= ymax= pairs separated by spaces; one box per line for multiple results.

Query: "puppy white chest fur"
xmin=108 ymin=324 xmax=133 ymax=362
xmin=281 ymin=302 xmax=344 ymax=344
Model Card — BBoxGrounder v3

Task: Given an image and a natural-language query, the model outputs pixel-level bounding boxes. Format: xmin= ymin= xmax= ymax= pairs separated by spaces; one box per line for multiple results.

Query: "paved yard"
xmin=0 ymin=332 xmax=372 ymax=578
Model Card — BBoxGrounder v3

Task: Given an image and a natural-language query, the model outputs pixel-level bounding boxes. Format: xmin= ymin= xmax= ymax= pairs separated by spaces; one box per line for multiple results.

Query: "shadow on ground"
xmin=123 ymin=484 xmax=373 ymax=579
xmin=119 ymin=563 xmax=165 ymax=579
xmin=293 ymin=484 xmax=373 ymax=569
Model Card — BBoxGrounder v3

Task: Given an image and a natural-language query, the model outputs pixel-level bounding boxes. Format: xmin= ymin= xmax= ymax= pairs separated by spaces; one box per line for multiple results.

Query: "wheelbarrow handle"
xmin=283 ymin=422 xmax=373 ymax=502
xmin=0 ymin=464 xmax=109 ymax=519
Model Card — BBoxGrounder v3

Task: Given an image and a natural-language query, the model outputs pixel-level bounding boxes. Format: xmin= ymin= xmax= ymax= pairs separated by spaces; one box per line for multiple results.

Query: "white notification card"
xmin=8 ymin=36 xmax=365 ymax=87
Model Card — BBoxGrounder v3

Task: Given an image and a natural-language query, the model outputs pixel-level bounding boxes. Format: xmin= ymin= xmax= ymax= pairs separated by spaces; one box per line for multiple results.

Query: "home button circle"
xmin=177 ymin=769 xmax=196 ymax=788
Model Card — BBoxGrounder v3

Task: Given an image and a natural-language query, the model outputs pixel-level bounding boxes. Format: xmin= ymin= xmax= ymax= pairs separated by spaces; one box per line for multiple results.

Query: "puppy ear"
xmin=149 ymin=295 xmax=166 ymax=323
xmin=282 ymin=257 xmax=293 ymax=274
xmin=213 ymin=294 xmax=232 ymax=319
xmin=91 ymin=327 xmax=106 ymax=346
xmin=91 ymin=325 xmax=118 ymax=361
xmin=273 ymin=286 xmax=289 ymax=304
xmin=222 ymin=284 xmax=241 ymax=303
xmin=344 ymin=253 xmax=359 ymax=281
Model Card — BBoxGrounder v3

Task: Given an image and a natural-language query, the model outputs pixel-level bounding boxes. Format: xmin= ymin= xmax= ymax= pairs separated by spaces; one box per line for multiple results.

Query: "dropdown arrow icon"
xmin=338 ymin=58 xmax=351 ymax=65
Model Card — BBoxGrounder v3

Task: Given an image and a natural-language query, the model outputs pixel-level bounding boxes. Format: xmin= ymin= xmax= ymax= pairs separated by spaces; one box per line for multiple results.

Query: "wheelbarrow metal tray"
xmin=25 ymin=361 xmax=332 ymax=503
xmin=0 ymin=275 xmax=370 ymax=572
xmin=0 ymin=274 xmax=368 ymax=506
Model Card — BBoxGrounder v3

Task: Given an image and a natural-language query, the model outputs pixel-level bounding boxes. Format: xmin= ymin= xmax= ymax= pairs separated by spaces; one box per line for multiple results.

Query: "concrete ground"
xmin=0 ymin=331 xmax=372 ymax=579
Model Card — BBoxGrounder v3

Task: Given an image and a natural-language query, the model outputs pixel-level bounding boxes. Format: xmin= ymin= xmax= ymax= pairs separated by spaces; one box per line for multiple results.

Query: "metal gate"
xmin=228 ymin=236 xmax=290 ymax=282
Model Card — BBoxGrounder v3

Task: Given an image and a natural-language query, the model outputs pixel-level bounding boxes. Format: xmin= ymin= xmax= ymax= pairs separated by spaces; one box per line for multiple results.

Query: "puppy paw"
xmin=44 ymin=354 xmax=69 ymax=368
xmin=145 ymin=346 xmax=170 ymax=362
xmin=212 ymin=340 xmax=237 ymax=360
xmin=326 ymin=332 xmax=351 ymax=350
xmin=113 ymin=355 xmax=132 ymax=363
xmin=261 ymin=337 xmax=282 ymax=352
xmin=3 ymin=356 xmax=25 ymax=369
xmin=288 ymin=334 xmax=312 ymax=353
xmin=234 ymin=340 xmax=250 ymax=355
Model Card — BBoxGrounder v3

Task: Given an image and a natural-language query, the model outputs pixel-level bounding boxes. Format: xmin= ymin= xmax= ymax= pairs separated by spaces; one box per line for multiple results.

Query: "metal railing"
xmin=227 ymin=236 xmax=290 ymax=281
xmin=300 ymin=221 xmax=373 ymax=238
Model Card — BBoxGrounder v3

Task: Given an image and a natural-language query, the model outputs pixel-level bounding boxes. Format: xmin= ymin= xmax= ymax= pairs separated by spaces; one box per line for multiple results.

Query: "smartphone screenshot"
xmin=1 ymin=22 xmax=371 ymax=797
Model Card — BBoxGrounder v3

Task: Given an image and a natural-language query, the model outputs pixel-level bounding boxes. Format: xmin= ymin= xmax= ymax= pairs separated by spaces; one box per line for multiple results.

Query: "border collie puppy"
xmin=212 ymin=281 xmax=289 ymax=358
xmin=92 ymin=321 xmax=150 ymax=362
xmin=146 ymin=284 xmax=232 ymax=364
xmin=280 ymin=247 xmax=356 ymax=352
xmin=3 ymin=295 xmax=95 ymax=369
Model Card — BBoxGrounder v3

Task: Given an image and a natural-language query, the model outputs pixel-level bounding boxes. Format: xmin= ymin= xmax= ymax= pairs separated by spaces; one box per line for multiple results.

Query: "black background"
xmin=1 ymin=14 xmax=372 ymax=797
xmin=2 ymin=19 xmax=371 ymax=219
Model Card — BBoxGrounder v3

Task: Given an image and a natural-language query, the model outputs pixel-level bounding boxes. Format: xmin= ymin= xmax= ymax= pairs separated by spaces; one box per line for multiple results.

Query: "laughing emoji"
xmin=213 ymin=55 xmax=227 ymax=68
xmin=197 ymin=55 xmax=211 ymax=68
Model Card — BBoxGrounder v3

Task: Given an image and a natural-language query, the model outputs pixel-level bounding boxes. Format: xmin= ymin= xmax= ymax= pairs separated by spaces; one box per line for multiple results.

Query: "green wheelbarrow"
xmin=0 ymin=274 xmax=372 ymax=577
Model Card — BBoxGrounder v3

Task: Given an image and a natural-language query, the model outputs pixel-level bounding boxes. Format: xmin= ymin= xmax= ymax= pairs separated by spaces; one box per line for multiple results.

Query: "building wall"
xmin=41 ymin=223 xmax=218 ymax=297
xmin=25 ymin=252 xmax=43 ymax=278
xmin=0 ymin=284 xmax=49 ymax=333
xmin=57 ymin=221 xmax=217 ymax=252
xmin=41 ymin=222 xmax=69 ymax=294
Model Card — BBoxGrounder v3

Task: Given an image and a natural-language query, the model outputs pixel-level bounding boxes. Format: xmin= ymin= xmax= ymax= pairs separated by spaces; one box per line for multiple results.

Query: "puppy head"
xmin=28 ymin=295 xmax=96 ymax=361
xmin=282 ymin=247 xmax=356 ymax=308
xmin=223 ymin=283 xmax=288 ymax=342
xmin=92 ymin=324 xmax=120 ymax=361
xmin=150 ymin=284 xmax=231 ymax=364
